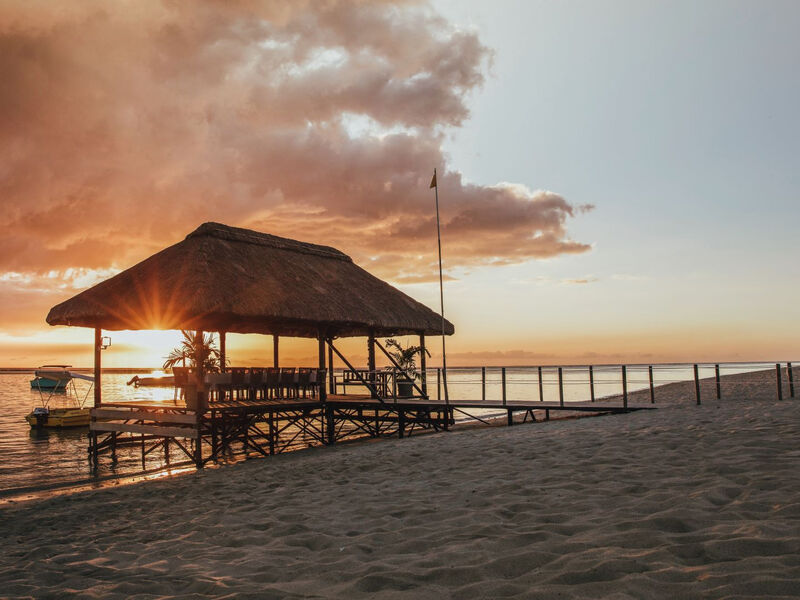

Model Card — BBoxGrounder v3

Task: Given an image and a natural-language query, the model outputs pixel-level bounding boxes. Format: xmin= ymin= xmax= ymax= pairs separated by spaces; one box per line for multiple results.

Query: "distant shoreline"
xmin=0 ymin=367 xmax=155 ymax=374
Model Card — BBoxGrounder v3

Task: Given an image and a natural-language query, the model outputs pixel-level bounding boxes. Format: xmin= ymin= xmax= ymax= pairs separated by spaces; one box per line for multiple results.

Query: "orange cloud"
xmin=0 ymin=0 xmax=592 ymax=334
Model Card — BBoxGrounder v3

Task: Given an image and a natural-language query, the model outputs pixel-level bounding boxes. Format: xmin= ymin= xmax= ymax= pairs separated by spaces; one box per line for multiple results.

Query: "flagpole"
xmin=432 ymin=168 xmax=450 ymax=418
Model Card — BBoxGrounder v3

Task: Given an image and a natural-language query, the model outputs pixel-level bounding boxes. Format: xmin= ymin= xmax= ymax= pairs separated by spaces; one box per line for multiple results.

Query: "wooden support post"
xmin=398 ymin=409 xmax=405 ymax=439
xmin=243 ymin=413 xmax=249 ymax=456
xmin=558 ymin=367 xmax=564 ymax=407
xmin=328 ymin=339 xmax=335 ymax=394
xmin=163 ymin=436 xmax=169 ymax=464
xmin=501 ymin=367 xmax=507 ymax=406
xmin=507 ymin=409 xmax=513 ymax=426
xmin=368 ymin=333 xmax=377 ymax=399
xmin=273 ymin=335 xmax=279 ymax=369
xmin=694 ymin=364 xmax=701 ymax=405
xmin=649 ymin=365 xmax=655 ymax=404
xmin=481 ymin=367 xmax=486 ymax=402
xmin=419 ymin=333 xmax=428 ymax=398
xmin=94 ymin=328 xmax=102 ymax=408
xmin=195 ymin=330 xmax=207 ymax=420
xmin=318 ymin=334 xmax=327 ymax=403
xmin=715 ymin=364 xmax=721 ymax=400
xmin=437 ymin=368 xmax=441 ymax=401
xmin=210 ymin=409 xmax=217 ymax=455
xmin=788 ymin=362 xmax=795 ymax=398
xmin=326 ymin=405 xmax=335 ymax=445
xmin=90 ymin=432 xmax=98 ymax=466
xmin=776 ymin=363 xmax=783 ymax=401
xmin=622 ymin=365 xmax=628 ymax=409
xmin=219 ymin=331 xmax=226 ymax=372
xmin=91 ymin=327 xmax=101 ymax=465
xmin=195 ymin=429 xmax=203 ymax=468
xmin=268 ymin=410 xmax=275 ymax=455
xmin=589 ymin=365 xmax=595 ymax=403
xmin=539 ymin=366 xmax=544 ymax=402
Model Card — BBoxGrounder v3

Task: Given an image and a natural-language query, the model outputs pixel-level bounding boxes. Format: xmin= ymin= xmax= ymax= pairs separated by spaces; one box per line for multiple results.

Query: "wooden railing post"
xmin=776 ymin=363 xmax=783 ymax=401
xmin=437 ymin=368 xmax=441 ymax=401
xmin=589 ymin=365 xmax=595 ymax=403
xmin=538 ymin=366 xmax=544 ymax=402
xmin=501 ymin=367 xmax=507 ymax=406
xmin=694 ymin=364 xmax=701 ymax=405
xmin=481 ymin=366 xmax=486 ymax=402
xmin=558 ymin=367 xmax=564 ymax=407
xmin=788 ymin=362 xmax=795 ymax=398
xmin=715 ymin=364 xmax=721 ymax=399
xmin=649 ymin=365 xmax=655 ymax=404
xmin=622 ymin=365 xmax=627 ymax=409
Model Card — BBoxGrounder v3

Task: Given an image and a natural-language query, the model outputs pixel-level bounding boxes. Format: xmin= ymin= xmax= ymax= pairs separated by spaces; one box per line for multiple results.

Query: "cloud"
xmin=611 ymin=274 xmax=651 ymax=282
xmin=512 ymin=275 xmax=599 ymax=286
xmin=0 ymin=0 xmax=592 ymax=328
xmin=448 ymin=349 xmax=552 ymax=360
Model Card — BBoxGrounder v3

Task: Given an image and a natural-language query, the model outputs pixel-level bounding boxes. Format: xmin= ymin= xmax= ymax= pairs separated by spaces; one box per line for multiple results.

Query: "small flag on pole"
xmin=429 ymin=171 xmax=437 ymax=188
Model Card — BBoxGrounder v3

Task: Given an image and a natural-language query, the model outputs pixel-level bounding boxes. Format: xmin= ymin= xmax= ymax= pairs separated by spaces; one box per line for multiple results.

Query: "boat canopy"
xmin=68 ymin=372 xmax=95 ymax=382
xmin=34 ymin=368 xmax=72 ymax=381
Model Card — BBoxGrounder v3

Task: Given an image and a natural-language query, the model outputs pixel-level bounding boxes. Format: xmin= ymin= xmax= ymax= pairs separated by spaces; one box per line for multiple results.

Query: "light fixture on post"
xmin=100 ymin=336 xmax=111 ymax=350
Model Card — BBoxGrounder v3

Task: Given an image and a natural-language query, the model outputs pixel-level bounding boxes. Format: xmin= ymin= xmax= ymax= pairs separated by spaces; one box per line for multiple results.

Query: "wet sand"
xmin=1 ymin=381 xmax=799 ymax=598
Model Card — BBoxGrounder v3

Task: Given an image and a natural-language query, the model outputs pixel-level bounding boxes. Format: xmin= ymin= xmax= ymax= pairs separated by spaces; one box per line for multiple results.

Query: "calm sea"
xmin=0 ymin=364 xmax=751 ymax=500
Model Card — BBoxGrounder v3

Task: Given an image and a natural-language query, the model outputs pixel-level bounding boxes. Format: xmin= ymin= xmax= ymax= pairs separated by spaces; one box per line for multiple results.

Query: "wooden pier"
xmin=47 ymin=222 xmax=685 ymax=472
xmin=88 ymin=391 xmax=654 ymax=468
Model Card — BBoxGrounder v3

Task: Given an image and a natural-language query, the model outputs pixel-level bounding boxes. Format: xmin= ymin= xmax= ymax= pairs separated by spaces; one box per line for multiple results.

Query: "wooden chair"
xmin=279 ymin=367 xmax=296 ymax=399
xmin=249 ymin=367 xmax=266 ymax=400
xmin=172 ymin=367 xmax=190 ymax=402
xmin=265 ymin=367 xmax=280 ymax=399
xmin=206 ymin=372 xmax=232 ymax=402
xmin=297 ymin=368 xmax=312 ymax=398
xmin=229 ymin=367 xmax=249 ymax=400
xmin=314 ymin=368 xmax=327 ymax=398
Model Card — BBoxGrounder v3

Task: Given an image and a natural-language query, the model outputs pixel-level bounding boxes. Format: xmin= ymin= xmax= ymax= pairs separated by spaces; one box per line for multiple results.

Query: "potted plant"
xmin=163 ymin=330 xmax=222 ymax=373
xmin=163 ymin=331 xmax=223 ymax=411
xmin=385 ymin=338 xmax=430 ymax=398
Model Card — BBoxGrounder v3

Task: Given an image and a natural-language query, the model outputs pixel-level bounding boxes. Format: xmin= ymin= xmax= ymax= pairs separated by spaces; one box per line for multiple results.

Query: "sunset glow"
xmin=2 ymin=0 xmax=798 ymax=367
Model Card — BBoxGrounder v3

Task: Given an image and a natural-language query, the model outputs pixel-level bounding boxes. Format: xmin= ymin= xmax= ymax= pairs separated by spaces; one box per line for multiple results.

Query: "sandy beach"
xmin=2 ymin=383 xmax=799 ymax=599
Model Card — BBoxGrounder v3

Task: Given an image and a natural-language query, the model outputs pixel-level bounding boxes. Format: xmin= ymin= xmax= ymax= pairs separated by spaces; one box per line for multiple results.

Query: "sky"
xmin=1 ymin=0 xmax=798 ymax=368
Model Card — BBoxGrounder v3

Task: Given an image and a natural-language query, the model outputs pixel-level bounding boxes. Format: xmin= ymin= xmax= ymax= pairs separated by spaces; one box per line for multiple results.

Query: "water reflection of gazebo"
xmin=47 ymin=222 xmax=454 ymax=466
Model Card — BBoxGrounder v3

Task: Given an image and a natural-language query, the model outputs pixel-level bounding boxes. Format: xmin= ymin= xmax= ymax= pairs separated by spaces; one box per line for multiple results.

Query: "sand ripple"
xmin=1 ymin=398 xmax=799 ymax=598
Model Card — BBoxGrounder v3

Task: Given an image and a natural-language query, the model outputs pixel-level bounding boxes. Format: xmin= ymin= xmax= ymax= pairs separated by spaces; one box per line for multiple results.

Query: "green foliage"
xmin=163 ymin=330 xmax=223 ymax=372
xmin=385 ymin=338 xmax=431 ymax=381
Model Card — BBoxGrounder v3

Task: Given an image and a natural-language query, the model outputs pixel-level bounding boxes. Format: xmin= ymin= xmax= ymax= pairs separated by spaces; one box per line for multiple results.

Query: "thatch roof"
xmin=46 ymin=222 xmax=455 ymax=338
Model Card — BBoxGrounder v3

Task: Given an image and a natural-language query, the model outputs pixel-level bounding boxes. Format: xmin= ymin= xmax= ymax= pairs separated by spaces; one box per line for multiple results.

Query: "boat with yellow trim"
xmin=25 ymin=406 xmax=91 ymax=428
xmin=25 ymin=367 xmax=94 ymax=429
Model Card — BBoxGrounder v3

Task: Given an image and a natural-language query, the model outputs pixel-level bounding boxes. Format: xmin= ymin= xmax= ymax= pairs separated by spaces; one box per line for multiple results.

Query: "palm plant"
xmin=163 ymin=330 xmax=222 ymax=373
xmin=385 ymin=338 xmax=430 ymax=381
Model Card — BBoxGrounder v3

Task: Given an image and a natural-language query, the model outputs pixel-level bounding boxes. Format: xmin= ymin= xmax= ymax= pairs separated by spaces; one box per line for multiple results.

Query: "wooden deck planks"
xmin=90 ymin=421 xmax=199 ymax=438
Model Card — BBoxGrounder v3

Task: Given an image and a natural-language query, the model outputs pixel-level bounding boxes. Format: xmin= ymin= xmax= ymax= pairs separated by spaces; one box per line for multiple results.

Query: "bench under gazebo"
xmin=46 ymin=222 xmax=455 ymax=466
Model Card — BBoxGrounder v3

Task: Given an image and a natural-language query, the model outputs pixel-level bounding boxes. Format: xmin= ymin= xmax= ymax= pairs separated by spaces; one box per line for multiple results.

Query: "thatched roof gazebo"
xmin=47 ymin=222 xmax=454 ymax=406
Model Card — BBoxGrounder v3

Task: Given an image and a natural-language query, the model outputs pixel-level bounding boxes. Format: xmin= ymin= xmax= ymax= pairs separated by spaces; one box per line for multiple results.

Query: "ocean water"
xmin=0 ymin=364 xmax=766 ymax=499
xmin=0 ymin=372 xmax=190 ymax=500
